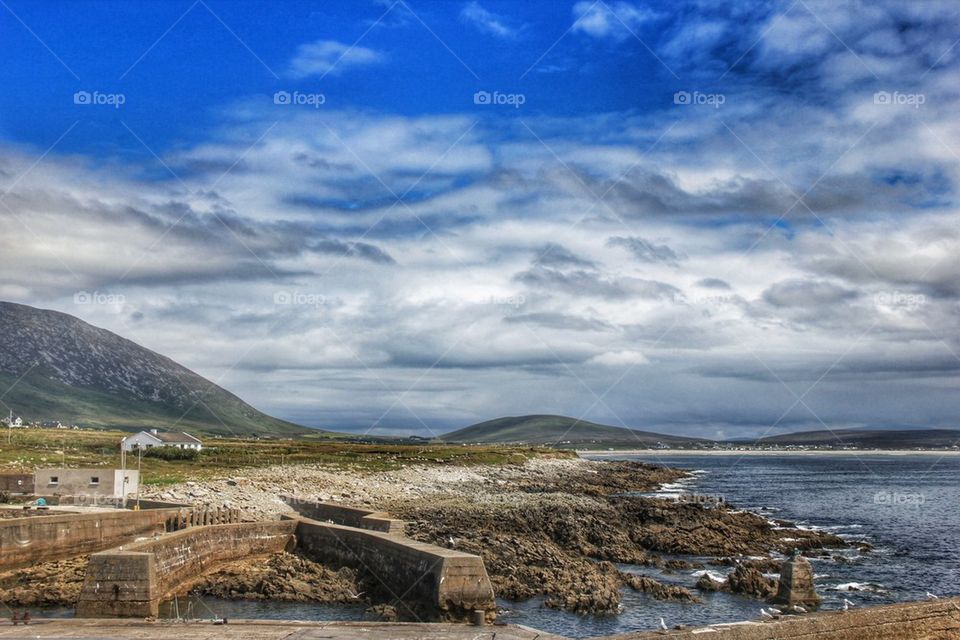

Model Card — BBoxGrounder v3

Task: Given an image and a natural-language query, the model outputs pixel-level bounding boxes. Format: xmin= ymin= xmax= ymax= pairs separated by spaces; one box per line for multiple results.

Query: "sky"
xmin=1 ymin=0 xmax=958 ymax=439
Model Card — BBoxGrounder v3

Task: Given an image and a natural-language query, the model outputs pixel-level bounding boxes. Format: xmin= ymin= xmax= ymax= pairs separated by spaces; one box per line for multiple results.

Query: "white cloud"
xmin=589 ymin=350 xmax=650 ymax=366
xmin=286 ymin=40 xmax=383 ymax=78
xmin=571 ymin=1 xmax=661 ymax=40
xmin=460 ymin=1 xmax=518 ymax=38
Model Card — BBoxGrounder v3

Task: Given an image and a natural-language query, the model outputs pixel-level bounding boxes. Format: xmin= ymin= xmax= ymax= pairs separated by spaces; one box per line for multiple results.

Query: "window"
xmin=90 ymin=477 xmax=99 ymax=485
xmin=49 ymin=476 xmax=59 ymax=485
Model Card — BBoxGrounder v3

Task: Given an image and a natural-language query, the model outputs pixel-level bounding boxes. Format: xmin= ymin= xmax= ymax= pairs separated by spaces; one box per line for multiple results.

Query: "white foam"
xmin=830 ymin=582 xmax=886 ymax=593
xmin=692 ymin=570 xmax=728 ymax=582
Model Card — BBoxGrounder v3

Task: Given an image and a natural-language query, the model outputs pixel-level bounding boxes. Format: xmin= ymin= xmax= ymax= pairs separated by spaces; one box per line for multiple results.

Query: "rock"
xmin=726 ymin=565 xmax=778 ymax=599
xmin=696 ymin=573 xmax=723 ymax=591
xmin=192 ymin=552 xmax=364 ymax=604
xmin=619 ymin=571 xmax=699 ymax=602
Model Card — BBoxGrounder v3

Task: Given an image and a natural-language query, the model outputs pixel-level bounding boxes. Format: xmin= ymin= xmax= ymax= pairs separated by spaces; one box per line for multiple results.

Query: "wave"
xmin=829 ymin=582 xmax=887 ymax=593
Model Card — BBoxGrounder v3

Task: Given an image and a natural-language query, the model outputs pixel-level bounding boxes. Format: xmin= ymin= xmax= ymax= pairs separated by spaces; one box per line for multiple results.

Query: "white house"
xmin=2 ymin=411 xmax=23 ymax=428
xmin=121 ymin=429 xmax=203 ymax=452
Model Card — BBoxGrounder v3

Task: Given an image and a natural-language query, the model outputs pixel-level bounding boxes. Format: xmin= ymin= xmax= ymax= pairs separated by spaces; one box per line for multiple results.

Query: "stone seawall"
xmin=0 ymin=508 xmax=181 ymax=571
xmin=283 ymin=497 xmax=404 ymax=533
xmin=600 ymin=597 xmax=960 ymax=640
xmin=292 ymin=515 xmax=496 ymax=622
xmin=76 ymin=520 xmax=297 ymax=618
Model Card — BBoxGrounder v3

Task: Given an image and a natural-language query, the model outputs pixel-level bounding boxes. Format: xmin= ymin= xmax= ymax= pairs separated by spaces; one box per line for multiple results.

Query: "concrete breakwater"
xmin=75 ymin=501 xmax=497 ymax=623
xmin=76 ymin=520 xmax=298 ymax=617
xmin=284 ymin=497 xmax=497 ymax=621
xmin=0 ymin=508 xmax=181 ymax=571
xmin=282 ymin=497 xmax=404 ymax=533
xmin=293 ymin=515 xmax=497 ymax=622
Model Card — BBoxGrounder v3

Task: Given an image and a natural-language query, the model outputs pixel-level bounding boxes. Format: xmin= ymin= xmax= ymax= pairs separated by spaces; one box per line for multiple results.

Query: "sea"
xmin=29 ymin=453 xmax=960 ymax=638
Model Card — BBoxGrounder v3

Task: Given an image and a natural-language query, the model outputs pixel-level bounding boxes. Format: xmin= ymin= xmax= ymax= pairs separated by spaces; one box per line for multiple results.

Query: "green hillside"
xmin=0 ymin=301 xmax=317 ymax=437
xmin=438 ymin=414 xmax=708 ymax=448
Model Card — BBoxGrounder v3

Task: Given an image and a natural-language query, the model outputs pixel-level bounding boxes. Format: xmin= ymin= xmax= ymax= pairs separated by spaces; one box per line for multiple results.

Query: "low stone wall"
xmin=0 ymin=508 xmax=182 ymax=571
xmin=292 ymin=515 xmax=496 ymax=622
xmin=77 ymin=520 xmax=297 ymax=618
xmin=282 ymin=496 xmax=404 ymax=533
xmin=601 ymin=597 xmax=960 ymax=640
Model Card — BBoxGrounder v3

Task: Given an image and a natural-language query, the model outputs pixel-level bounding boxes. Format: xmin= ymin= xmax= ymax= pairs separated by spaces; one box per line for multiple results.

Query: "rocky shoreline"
xmin=0 ymin=457 xmax=852 ymax=617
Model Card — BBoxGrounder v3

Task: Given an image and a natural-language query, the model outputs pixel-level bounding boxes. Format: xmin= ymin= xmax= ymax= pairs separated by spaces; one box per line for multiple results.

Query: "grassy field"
xmin=0 ymin=428 xmax=571 ymax=485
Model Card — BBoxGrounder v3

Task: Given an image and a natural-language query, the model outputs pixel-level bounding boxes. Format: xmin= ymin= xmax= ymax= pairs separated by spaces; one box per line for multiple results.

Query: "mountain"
xmin=754 ymin=428 xmax=960 ymax=449
xmin=0 ymin=301 xmax=313 ymax=437
xmin=438 ymin=414 xmax=709 ymax=448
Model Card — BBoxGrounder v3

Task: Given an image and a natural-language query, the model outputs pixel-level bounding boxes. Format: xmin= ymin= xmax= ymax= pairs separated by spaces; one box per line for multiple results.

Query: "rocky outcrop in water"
xmin=397 ymin=461 xmax=845 ymax=615
xmin=191 ymin=552 xmax=365 ymax=603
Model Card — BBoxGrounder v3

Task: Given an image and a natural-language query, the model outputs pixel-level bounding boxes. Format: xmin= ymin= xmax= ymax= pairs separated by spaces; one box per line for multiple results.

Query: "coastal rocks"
xmin=395 ymin=461 xmax=842 ymax=616
xmin=727 ymin=565 xmax=778 ymax=598
xmin=619 ymin=571 xmax=699 ymax=602
xmin=617 ymin=497 xmax=847 ymax=557
xmin=0 ymin=556 xmax=88 ymax=606
xmin=192 ymin=552 xmax=364 ymax=604
xmin=695 ymin=564 xmax=778 ymax=599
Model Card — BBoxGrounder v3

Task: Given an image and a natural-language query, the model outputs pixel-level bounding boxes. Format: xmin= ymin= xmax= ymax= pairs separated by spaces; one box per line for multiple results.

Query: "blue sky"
xmin=1 ymin=0 xmax=677 ymax=154
xmin=1 ymin=1 xmax=959 ymax=438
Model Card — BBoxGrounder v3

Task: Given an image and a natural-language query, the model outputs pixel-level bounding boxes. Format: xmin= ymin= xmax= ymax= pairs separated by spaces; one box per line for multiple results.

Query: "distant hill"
xmin=0 ymin=301 xmax=316 ymax=437
xmin=438 ymin=414 xmax=709 ymax=448
xmin=754 ymin=428 xmax=960 ymax=449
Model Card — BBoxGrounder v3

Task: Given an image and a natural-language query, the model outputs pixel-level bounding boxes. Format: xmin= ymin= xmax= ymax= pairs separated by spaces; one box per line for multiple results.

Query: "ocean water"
xmin=497 ymin=453 xmax=958 ymax=637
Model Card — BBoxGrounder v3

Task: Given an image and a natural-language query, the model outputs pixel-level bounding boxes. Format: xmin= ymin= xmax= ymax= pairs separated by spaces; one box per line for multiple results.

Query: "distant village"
xmin=2 ymin=411 xmax=80 ymax=430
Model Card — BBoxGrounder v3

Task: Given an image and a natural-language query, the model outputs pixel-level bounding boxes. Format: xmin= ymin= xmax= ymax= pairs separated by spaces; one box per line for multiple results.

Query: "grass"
xmin=0 ymin=428 xmax=572 ymax=485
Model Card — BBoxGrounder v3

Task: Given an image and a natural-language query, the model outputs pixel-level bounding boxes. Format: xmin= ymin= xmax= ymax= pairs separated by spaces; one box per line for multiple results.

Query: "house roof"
xmin=140 ymin=431 xmax=201 ymax=443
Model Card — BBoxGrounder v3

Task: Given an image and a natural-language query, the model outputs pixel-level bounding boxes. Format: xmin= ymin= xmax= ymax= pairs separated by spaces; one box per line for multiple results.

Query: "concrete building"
xmin=34 ymin=468 xmax=139 ymax=499
xmin=0 ymin=473 xmax=34 ymax=494
xmin=121 ymin=429 xmax=202 ymax=452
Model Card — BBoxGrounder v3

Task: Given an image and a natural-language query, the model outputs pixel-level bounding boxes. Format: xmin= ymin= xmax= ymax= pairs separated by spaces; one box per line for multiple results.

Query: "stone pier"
xmin=76 ymin=521 xmax=297 ymax=617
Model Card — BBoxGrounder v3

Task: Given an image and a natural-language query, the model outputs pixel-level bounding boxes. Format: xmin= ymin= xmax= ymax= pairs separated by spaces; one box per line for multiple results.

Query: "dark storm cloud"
xmin=309 ymin=239 xmax=396 ymax=264
xmin=697 ymin=278 xmax=732 ymax=290
xmin=533 ymin=243 xmax=596 ymax=269
xmin=606 ymin=236 xmax=684 ymax=264
xmin=514 ymin=265 xmax=680 ymax=300
xmin=762 ymin=279 xmax=859 ymax=308
xmin=504 ymin=312 xmax=614 ymax=332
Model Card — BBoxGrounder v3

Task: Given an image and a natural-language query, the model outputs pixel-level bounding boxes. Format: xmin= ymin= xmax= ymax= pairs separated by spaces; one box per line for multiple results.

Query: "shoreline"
xmin=579 ymin=448 xmax=960 ymax=456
